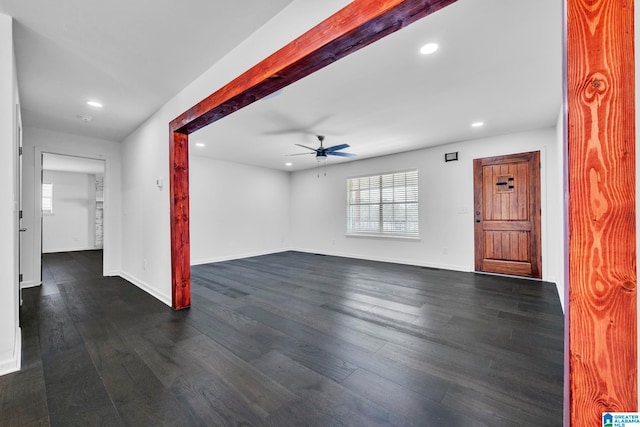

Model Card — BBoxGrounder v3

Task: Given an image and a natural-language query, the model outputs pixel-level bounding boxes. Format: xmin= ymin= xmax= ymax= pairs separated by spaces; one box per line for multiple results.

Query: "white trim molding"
xmin=190 ymin=248 xmax=290 ymax=266
xmin=0 ymin=325 xmax=21 ymax=376
xmin=20 ymin=280 xmax=41 ymax=289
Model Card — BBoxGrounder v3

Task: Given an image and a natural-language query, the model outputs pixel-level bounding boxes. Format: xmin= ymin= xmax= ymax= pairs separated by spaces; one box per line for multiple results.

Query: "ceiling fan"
xmin=287 ymin=135 xmax=356 ymax=159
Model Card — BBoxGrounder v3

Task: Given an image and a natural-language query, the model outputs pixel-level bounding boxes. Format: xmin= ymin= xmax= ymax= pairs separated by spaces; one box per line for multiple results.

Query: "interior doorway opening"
xmin=39 ymin=153 xmax=106 ymax=281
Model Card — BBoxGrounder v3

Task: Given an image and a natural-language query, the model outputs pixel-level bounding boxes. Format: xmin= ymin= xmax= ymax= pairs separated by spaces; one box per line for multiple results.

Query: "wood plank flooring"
xmin=0 ymin=250 xmax=564 ymax=426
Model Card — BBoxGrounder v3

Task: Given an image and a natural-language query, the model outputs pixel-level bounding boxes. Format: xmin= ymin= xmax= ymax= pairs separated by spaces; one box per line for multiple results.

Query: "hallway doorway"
xmin=40 ymin=153 xmax=106 ymax=280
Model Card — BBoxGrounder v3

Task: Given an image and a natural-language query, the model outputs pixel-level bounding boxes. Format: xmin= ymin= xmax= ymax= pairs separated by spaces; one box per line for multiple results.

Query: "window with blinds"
xmin=347 ymin=169 xmax=419 ymax=237
xmin=42 ymin=183 xmax=53 ymax=214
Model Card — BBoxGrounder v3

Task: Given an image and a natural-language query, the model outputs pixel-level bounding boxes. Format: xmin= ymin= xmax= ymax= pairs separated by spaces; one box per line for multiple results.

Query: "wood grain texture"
xmin=170 ymin=131 xmax=190 ymax=309
xmin=474 ymin=151 xmax=541 ymax=278
xmin=1 ymin=250 xmax=563 ymax=425
xmin=566 ymin=0 xmax=637 ymax=424
xmin=168 ymin=0 xmax=458 ymax=311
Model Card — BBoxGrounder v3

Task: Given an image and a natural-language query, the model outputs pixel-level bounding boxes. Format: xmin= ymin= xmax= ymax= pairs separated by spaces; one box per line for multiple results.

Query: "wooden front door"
xmin=473 ymin=151 xmax=541 ymax=278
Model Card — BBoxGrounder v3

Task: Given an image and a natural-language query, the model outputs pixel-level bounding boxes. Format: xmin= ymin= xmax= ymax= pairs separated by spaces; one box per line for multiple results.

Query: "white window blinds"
xmin=42 ymin=183 xmax=53 ymax=214
xmin=347 ymin=169 xmax=419 ymax=237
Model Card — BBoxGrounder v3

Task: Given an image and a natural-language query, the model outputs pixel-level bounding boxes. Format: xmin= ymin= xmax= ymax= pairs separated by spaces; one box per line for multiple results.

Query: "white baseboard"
xmin=20 ymin=280 xmax=41 ymax=289
xmin=290 ymin=247 xmax=472 ymax=272
xmin=0 ymin=325 xmax=21 ymax=376
xmin=543 ymin=276 xmax=565 ymax=314
xmin=116 ymin=271 xmax=172 ymax=307
xmin=191 ymin=248 xmax=289 ymax=266
xmin=193 ymin=246 xmax=472 ymax=273
xmin=43 ymin=246 xmax=99 ymax=253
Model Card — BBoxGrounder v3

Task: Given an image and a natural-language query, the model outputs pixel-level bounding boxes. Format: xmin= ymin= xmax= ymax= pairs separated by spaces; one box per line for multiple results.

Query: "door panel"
xmin=474 ymin=151 xmax=541 ymax=278
xmin=484 ymin=231 xmax=530 ymax=262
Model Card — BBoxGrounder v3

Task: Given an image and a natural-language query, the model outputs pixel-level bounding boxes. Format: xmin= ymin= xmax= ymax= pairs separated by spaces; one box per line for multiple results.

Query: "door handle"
xmin=19 ymin=228 xmax=27 ymax=232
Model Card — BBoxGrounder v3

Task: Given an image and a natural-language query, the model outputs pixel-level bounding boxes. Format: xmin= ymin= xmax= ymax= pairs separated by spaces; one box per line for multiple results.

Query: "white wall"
xmin=290 ymin=127 xmax=563 ymax=287
xmin=190 ymin=156 xmax=290 ymax=264
xmin=21 ymin=127 xmax=122 ymax=287
xmin=120 ymin=0 xmax=350 ymax=306
xmin=42 ymin=171 xmax=97 ymax=253
xmin=0 ymin=12 xmax=21 ymax=376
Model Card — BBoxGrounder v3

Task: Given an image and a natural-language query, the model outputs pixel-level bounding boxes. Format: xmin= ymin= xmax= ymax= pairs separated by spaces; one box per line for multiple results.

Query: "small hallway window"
xmin=42 ymin=182 xmax=53 ymax=214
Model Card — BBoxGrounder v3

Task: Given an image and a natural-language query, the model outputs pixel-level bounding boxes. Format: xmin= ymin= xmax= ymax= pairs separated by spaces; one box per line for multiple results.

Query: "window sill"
xmin=345 ymin=233 xmax=421 ymax=241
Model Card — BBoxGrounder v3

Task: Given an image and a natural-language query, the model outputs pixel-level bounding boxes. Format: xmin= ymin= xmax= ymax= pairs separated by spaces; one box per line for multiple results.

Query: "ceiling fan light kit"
xmin=288 ymin=135 xmax=356 ymax=159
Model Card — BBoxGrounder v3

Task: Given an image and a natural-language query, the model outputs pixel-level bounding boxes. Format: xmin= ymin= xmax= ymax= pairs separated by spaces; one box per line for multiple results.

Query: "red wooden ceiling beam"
xmin=169 ymin=0 xmax=457 ymax=135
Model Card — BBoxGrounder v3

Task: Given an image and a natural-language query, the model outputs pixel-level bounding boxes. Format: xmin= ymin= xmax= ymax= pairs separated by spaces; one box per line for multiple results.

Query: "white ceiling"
xmin=0 ymin=0 xmax=296 ymax=141
xmin=2 ymin=0 xmax=562 ymax=172
xmin=192 ymin=0 xmax=562 ymax=171
xmin=42 ymin=153 xmax=105 ymax=175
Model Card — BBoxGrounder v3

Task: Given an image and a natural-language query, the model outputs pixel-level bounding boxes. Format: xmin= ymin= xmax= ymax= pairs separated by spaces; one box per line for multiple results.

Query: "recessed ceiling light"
xmin=285 ymin=162 xmax=292 ymax=167
xmin=87 ymin=100 xmax=103 ymax=108
xmin=419 ymin=42 xmax=438 ymax=55
xmin=195 ymin=142 xmax=205 ymax=148
xmin=471 ymin=121 xmax=484 ymax=128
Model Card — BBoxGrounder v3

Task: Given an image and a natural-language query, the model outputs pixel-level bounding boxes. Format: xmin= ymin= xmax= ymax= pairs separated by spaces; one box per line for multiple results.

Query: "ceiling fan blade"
xmin=324 ymin=143 xmax=350 ymax=153
xmin=294 ymin=143 xmax=319 ymax=152
xmin=285 ymin=152 xmax=315 ymax=156
xmin=328 ymin=151 xmax=356 ymax=158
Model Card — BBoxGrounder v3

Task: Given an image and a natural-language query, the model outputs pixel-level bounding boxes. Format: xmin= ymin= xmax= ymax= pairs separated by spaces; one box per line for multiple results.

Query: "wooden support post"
xmin=170 ymin=130 xmax=190 ymax=309
xmin=567 ymin=0 xmax=637 ymax=424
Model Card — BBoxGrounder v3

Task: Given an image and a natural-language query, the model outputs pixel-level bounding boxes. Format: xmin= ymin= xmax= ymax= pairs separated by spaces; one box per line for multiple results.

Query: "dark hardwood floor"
xmin=0 ymin=250 xmax=564 ymax=426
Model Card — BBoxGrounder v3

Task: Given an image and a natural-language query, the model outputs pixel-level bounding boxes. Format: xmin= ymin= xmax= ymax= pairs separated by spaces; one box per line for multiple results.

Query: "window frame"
xmin=346 ymin=169 xmax=419 ymax=239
